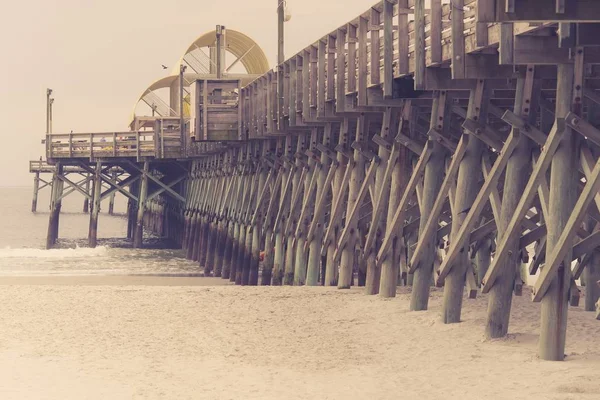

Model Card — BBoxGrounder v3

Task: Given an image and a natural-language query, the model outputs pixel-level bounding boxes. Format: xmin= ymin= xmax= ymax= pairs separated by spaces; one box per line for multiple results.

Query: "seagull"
xmin=161 ymin=64 xmax=168 ymax=69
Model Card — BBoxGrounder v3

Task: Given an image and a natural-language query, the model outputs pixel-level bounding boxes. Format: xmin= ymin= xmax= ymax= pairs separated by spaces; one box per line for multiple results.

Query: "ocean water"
xmin=0 ymin=186 xmax=199 ymax=276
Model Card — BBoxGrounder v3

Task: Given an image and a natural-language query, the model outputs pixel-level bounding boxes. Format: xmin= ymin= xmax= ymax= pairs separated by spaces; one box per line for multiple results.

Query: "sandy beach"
xmin=0 ymin=277 xmax=598 ymax=400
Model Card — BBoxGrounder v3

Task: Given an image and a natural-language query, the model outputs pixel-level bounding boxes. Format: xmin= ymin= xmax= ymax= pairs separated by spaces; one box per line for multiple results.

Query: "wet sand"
xmin=0 ymin=278 xmax=598 ymax=400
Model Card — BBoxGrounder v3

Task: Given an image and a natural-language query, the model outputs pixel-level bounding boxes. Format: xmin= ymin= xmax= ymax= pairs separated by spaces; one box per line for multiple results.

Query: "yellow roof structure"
xmin=131 ymin=28 xmax=270 ymax=122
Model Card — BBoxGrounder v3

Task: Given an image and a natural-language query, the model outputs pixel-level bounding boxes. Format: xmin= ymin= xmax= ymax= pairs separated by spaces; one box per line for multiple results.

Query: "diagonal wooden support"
xmin=125 ymin=160 xmax=186 ymax=203
xmin=501 ymin=110 xmax=547 ymax=145
xmin=99 ymin=174 xmax=140 ymax=202
xmin=363 ymin=137 xmax=402 ymax=254
xmin=305 ymin=161 xmax=337 ymax=243
xmin=322 ymin=159 xmax=354 ymax=250
xmin=57 ymin=174 xmax=92 ymax=200
xmin=147 ymin=175 xmax=187 ymax=202
xmin=436 ymin=131 xmax=520 ymax=286
xmin=579 ymin=146 xmax=600 ymax=214
xmin=481 ymin=154 xmax=503 ymax=229
xmin=481 ymin=119 xmax=565 ymax=293
xmin=377 ymin=142 xmax=433 ymax=264
xmin=529 ymin=236 xmax=547 ymax=275
xmin=333 ymin=156 xmax=380 ymax=262
xmin=533 ymin=134 xmax=600 ymax=302
xmin=409 ymin=135 xmax=468 ymax=273
xmin=294 ymin=163 xmax=320 ymax=240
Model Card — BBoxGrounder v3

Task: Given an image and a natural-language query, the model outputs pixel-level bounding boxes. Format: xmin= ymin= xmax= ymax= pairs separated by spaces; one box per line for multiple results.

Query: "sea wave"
xmin=0 ymin=246 xmax=108 ymax=259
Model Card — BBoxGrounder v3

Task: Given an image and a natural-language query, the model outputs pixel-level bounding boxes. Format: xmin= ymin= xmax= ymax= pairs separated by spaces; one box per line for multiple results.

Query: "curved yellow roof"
xmin=132 ymin=28 xmax=270 ymax=121
xmin=171 ymin=28 xmax=270 ymax=76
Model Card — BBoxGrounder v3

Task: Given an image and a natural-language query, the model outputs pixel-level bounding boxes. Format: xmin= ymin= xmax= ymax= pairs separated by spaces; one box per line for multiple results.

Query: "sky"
xmin=0 ymin=0 xmax=376 ymax=187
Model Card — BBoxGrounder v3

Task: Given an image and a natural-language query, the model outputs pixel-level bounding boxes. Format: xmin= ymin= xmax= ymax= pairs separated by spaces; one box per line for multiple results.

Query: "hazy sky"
xmin=0 ymin=0 xmax=376 ymax=187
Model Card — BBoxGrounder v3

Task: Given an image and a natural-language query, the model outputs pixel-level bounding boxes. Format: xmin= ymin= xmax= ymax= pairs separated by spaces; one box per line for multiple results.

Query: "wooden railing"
xmin=46 ymin=130 xmax=182 ymax=160
xmin=239 ymin=0 xmax=548 ymax=138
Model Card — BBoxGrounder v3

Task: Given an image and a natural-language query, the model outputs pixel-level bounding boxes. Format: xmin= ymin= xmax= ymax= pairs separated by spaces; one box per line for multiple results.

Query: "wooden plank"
xmin=430 ymin=0 xmax=442 ymax=64
xmin=336 ymin=28 xmax=346 ymax=112
xmin=476 ymin=0 xmax=494 ymax=46
xmin=533 ymin=152 xmax=600 ymax=302
xmin=317 ymin=40 xmax=326 ymax=117
xmin=437 ymin=131 xmax=520 ymax=285
xmin=481 ymin=119 xmax=565 ymax=293
xmin=397 ymin=0 xmax=409 ymax=76
xmin=451 ymin=0 xmax=466 ymax=78
xmin=382 ymin=0 xmax=394 ymax=97
xmin=347 ymin=23 xmax=357 ymax=93
xmin=327 ymin=35 xmax=336 ymax=105
xmin=358 ymin=16 xmax=368 ymax=106
xmin=414 ymin=0 xmax=425 ymax=89
xmin=370 ymin=8 xmax=381 ymax=87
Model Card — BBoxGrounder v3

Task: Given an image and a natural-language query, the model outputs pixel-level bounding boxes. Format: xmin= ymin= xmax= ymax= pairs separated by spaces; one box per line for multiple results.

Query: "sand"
xmin=0 ymin=278 xmax=598 ymax=400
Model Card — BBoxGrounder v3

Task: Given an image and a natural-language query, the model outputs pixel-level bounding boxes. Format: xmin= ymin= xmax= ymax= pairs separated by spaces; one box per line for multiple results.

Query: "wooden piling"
xmin=46 ymin=163 xmax=63 ymax=249
xmin=410 ymin=93 xmax=447 ymax=307
xmin=339 ymin=116 xmax=367 ymax=289
xmin=83 ymin=174 xmax=90 ymax=213
xmin=442 ymin=81 xmax=488 ymax=324
xmin=133 ymin=161 xmax=149 ymax=249
xmin=539 ymin=64 xmax=576 ymax=361
xmin=108 ymin=170 xmax=116 ymax=215
xmin=486 ymin=70 xmax=534 ymax=338
xmin=31 ymin=172 xmax=40 ymax=213
xmin=88 ymin=161 xmax=102 ymax=248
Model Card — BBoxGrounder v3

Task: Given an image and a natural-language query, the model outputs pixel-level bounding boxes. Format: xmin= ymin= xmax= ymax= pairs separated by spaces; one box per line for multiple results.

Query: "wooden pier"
xmin=33 ymin=0 xmax=600 ymax=360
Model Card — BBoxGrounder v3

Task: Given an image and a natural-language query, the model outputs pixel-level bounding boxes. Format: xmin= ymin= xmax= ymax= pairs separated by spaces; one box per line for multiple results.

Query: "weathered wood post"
xmin=261 ymin=138 xmax=283 ymax=285
xmin=108 ymin=170 xmax=117 ymax=215
xmin=486 ymin=69 xmax=534 ymax=337
xmin=539 ymin=63 xmax=577 ymax=361
xmin=378 ymin=104 xmax=412 ymax=297
xmin=325 ymin=120 xmax=350 ymax=286
xmin=273 ymin=135 xmax=293 ymax=285
xmin=284 ymin=134 xmax=306 ymax=285
xmin=83 ymin=174 xmax=90 ymax=213
xmin=31 ymin=171 xmax=40 ymax=213
xmin=409 ymin=92 xmax=447 ymax=307
xmin=442 ymin=82 xmax=488 ymax=323
xmin=365 ymin=108 xmax=396 ymax=294
xmin=88 ymin=161 xmax=103 ymax=248
xmin=46 ymin=162 xmax=63 ymax=249
xmin=294 ymin=130 xmax=318 ymax=285
xmin=339 ymin=115 xmax=367 ymax=289
xmin=306 ymin=125 xmax=333 ymax=285
xmin=133 ymin=161 xmax=149 ymax=249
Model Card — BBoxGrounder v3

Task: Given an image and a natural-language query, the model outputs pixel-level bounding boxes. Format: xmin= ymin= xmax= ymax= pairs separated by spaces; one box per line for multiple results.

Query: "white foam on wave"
xmin=0 ymin=246 xmax=109 ymax=259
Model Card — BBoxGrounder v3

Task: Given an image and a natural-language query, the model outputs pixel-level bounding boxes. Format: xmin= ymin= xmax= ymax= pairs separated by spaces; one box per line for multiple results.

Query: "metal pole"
xmin=179 ymin=64 xmax=187 ymax=156
xmin=277 ymin=1 xmax=284 ymax=64
xmin=46 ymin=88 xmax=52 ymax=134
xmin=216 ymin=25 xmax=223 ymax=79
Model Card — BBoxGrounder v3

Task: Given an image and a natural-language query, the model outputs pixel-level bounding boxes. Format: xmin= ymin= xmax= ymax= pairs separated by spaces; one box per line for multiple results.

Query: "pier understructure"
xmin=32 ymin=1 xmax=600 ymax=360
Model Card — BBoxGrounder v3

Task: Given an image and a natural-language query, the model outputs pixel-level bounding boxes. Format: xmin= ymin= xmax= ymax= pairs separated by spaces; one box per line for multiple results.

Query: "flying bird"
xmin=161 ymin=64 xmax=168 ymax=69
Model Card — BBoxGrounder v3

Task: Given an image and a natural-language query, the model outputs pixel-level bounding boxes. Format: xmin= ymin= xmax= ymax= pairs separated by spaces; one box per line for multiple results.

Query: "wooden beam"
xmin=409 ymin=135 xmax=468 ymax=273
xmin=533 ymin=153 xmax=600 ymax=302
xmin=436 ymin=131 xmax=520 ymax=286
xmin=481 ymin=119 xmax=565 ymax=293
